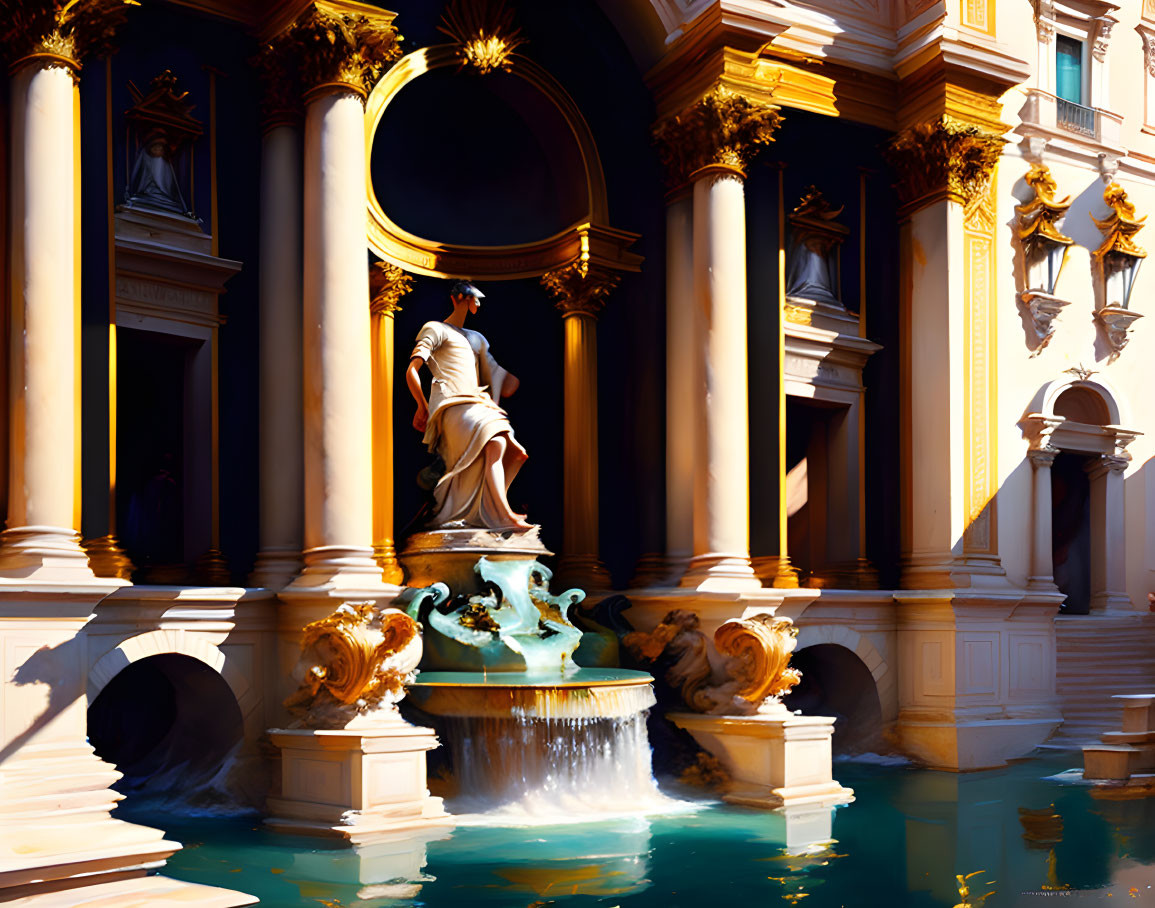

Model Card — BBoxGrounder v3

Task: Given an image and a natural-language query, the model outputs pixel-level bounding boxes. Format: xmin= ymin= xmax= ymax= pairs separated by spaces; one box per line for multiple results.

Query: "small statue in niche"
xmin=122 ymin=70 xmax=202 ymax=218
xmin=125 ymin=128 xmax=188 ymax=215
xmin=785 ymin=186 xmax=848 ymax=305
xmin=405 ymin=281 xmax=531 ymax=531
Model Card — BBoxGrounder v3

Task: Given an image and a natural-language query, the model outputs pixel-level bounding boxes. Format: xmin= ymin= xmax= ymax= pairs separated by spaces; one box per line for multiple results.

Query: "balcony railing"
xmin=1057 ymin=97 xmax=1096 ymax=137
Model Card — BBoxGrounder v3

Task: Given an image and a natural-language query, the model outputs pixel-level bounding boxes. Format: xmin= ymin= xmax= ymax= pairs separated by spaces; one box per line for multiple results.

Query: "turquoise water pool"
xmin=129 ymin=753 xmax=1155 ymax=907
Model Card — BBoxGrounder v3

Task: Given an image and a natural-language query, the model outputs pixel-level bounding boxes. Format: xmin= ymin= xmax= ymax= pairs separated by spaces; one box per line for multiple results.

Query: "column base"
xmin=752 ymin=556 xmax=800 ymax=589
xmin=900 ymin=553 xmax=1009 ymax=590
xmin=196 ymin=547 xmax=231 ymax=585
xmin=670 ymin=708 xmax=854 ymax=809
xmin=373 ymin=539 xmax=405 ymax=586
xmin=680 ymin=553 xmax=761 ymax=592
xmin=630 ymin=553 xmax=689 ymax=589
xmin=0 ymin=526 xmax=101 ymax=583
xmin=808 ymin=558 xmax=879 ymax=590
xmin=82 ymin=535 xmax=135 ymax=581
xmin=288 ymin=545 xmax=386 ymax=590
xmin=896 ymin=709 xmax=1063 ymax=771
xmin=265 ymin=715 xmax=453 ymax=846
xmin=249 ymin=547 xmax=304 ymax=591
xmin=555 ymin=553 xmax=612 ymax=592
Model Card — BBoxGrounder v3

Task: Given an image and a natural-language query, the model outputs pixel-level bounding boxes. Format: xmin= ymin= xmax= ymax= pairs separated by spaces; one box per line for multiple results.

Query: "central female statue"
xmin=405 ymin=281 xmax=531 ymax=531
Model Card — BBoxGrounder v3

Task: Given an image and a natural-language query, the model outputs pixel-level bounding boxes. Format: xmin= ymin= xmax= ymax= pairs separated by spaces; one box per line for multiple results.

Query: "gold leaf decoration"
xmin=653 ymin=83 xmax=781 ymax=189
xmin=438 ymin=0 xmax=526 ymax=75
xmin=369 ymin=261 xmax=413 ymax=314
xmin=1016 ymin=164 xmax=1073 ymax=247
xmin=1093 ymin=182 xmax=1147 ymax=260
xmin=0 ymin=0 xmax=139 ymax=67
xmin=884 ymin=116 xmax=1006 ymax=210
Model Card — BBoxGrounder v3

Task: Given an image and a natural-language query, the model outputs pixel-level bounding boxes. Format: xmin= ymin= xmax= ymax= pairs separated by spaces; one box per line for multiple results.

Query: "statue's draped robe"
xmin=411 ymin=321 xmax=520 ymax=528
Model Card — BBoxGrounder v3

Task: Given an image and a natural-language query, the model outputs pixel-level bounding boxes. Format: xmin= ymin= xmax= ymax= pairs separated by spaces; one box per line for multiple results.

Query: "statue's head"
xmin=450 ymin=280 xmax=485 ymax=314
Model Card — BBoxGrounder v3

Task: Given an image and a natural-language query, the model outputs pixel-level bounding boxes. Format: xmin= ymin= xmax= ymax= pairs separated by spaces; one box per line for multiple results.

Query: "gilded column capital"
xmin=369 ymin=261 xmax=412 ymax=315
xmin=884 ymin=117 xmax=1006 ymax=214
xmin=269 ymin=1 xmax=402 ymax=103
xmin=1 ymin=0 xmax=137 ymax=75
xmin=653 ymin=83 xmax=781 ymax=191
xmin=541 ymin=260 xmax=620 ymax=319
xmin=253 ymin=40 xmax=303 ymax=128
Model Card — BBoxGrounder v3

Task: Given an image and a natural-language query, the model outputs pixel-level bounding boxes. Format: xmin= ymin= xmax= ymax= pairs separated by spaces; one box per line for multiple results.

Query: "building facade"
xmin=2 ymin=0 xmax=1155 ymax=901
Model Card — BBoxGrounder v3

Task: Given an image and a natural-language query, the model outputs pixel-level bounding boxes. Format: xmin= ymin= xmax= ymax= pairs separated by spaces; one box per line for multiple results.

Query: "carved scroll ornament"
xmin=285 ymin=601 xmax=422 ymax=727
xmin=623 ymin=609 xmax=802 ymax=715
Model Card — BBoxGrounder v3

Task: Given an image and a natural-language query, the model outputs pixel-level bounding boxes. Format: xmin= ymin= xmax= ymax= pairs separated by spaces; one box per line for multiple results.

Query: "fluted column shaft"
xmin=680 ymin=166 xmax=759 ymax=591
xmin=1027 ymin=448 xmax=1058 ymax=590
xmin=664 ymin=194 xmax=695 ymax=580
xmin=561 ymin=309 xmax=602 ymax=575
xmin=298 ymin=88 xmax=377 ymax=579
xmin=251 ymin=121 xmax=304 ymax=589
xmin=1 ymin=61 xmax=93 ymax=579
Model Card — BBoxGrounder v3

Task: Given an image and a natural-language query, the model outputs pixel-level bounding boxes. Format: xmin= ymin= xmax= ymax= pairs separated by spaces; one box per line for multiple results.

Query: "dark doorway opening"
xmin=1052 ymin=451 xmax=1092 ymax=615
xmin=87 ymin=653 xmax=243 ymax=809
xmin=782 ymin=643 xmax=883 ymax=753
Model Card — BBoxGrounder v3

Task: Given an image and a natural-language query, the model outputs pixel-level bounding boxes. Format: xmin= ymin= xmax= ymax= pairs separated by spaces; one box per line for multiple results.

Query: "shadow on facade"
xmin=784 ymin=643 xmax=883 ymax=753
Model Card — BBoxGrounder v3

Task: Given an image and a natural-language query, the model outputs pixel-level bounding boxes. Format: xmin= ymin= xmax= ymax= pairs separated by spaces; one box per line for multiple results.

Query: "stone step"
xmin=6 ymin=875 xmax=257 ymax=907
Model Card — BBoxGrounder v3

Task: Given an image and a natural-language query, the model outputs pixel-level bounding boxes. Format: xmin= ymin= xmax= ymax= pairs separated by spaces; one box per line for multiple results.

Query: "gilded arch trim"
xmin=364 ymin=46 xmax=639 ymax=280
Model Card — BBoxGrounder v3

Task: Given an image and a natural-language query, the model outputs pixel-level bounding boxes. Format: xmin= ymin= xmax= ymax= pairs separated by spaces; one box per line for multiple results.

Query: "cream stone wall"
xmin=994 ymin=1 xmax=1155 ymax=608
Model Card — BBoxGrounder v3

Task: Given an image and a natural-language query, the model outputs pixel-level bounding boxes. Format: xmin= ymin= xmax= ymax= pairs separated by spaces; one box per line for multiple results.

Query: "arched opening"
xmin=87 ymin=653 xmax=243 ymax=809
xmin=782 ymin=643 xmax=883 ymax=753
xmin=1053 ymin=386 xmax=1112 ymax=425
xmin=1052 ymin=451 xmax=1093 ymax=614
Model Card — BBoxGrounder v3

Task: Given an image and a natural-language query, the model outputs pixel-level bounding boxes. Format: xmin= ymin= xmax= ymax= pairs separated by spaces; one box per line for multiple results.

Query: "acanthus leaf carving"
xmin=884 ymin=116 xmax=1006 ymax=212
xmin=1 ymin=0 xmax=138 ymax=70
xmin=653 ymin=83 xmax=781 ymax=190
xmin=369 ymin=261 xmax=413 ymax=315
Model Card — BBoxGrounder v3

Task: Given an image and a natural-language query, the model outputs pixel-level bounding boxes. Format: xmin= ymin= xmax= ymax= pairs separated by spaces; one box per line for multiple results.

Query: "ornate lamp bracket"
xmin=1016 ymin=164 xmax=1074 ymax=353
xmin=1092 ymin=182 xmax=1146 ymax=357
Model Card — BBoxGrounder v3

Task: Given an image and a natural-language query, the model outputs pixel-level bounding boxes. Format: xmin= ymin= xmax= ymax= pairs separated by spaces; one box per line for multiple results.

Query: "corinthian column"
xmin=541 ymin=260 xmax=620 ymax=590
xmin=0 ymin=4 xmax=135 ymax=581
xmin=251 ymin=49 xmax=304 ymax=590
xmin=277 ymin=3 xmax=401 ymax=591
xmin=663 ymin=192 xmax=694 ymax=582
xmin=654 ymin=84 xmax=780 ymax=592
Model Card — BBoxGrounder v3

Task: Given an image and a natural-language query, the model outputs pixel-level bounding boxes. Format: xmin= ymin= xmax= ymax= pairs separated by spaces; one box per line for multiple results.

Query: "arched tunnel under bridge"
xmin=87 ymin=654 xmax=245 ymax=810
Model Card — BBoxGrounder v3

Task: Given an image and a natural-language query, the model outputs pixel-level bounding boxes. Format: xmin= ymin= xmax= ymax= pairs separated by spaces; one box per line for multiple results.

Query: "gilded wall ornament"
xmin=369 ymin=261 xmax=413 ymax=314
xmin=884 ymin=117 xmax=1006 ymax=211
xmin=1093 ymin=183 xmax=1147 ymax=262
xmin=1092 ymin=183 xmax=1145 ymax=356
xmin=541 ymin=258 xmax=620 ymax=319
xmin=437 ymin=0 xmax=526 ymax=75
xmin=272 ymin=2 xmax=402 ymax=100
xmin=0 ymin=0 xmax=138 ymax=69
xmin=653 ymin=83 xmax=781 ymax=189
xmin=284 ymin=601 xmax=422 ymax=728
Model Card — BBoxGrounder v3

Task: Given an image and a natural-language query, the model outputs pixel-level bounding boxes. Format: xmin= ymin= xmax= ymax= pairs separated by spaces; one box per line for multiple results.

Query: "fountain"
xmin=397 ymin=547 xmax=671 ymax=816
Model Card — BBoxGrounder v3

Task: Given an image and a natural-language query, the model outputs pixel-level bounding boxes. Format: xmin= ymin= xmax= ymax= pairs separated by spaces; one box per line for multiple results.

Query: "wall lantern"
xmin=1092 ymin=182 xmax=1146 ymax=357
xmin=1016 ymin=164 xmax=1074 ymax=352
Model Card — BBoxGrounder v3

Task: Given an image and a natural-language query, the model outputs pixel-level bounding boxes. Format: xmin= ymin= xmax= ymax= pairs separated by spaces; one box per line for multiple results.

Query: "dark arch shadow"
xmin=783 ymin=643 xmax=884 ymax=754
xmin=87 ymin=653 xmax=244 ymax=811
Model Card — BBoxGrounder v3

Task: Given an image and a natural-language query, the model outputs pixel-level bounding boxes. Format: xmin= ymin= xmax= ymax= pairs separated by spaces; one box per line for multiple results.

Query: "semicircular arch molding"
xmin=794 ymin=624 xmax=896 ymax=722
xmin=365 ymin=46 xmax=639 ymax=280
xmin=88 ymin=630 xmax=256 ymax=722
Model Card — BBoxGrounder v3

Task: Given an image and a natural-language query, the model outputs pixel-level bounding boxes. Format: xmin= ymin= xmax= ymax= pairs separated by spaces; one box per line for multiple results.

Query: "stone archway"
xmin=783 ymin=638 xmax=885 ymax=753
xmin=1021 ymin=377 xmax=1138 ymax=612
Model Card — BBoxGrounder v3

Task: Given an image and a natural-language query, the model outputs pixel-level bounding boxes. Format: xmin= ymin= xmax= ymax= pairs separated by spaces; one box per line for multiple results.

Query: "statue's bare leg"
xmin=483 ymin=435 xmax=531 ymax=530
xmin=501 ymin=434 xmax=528 ymax=491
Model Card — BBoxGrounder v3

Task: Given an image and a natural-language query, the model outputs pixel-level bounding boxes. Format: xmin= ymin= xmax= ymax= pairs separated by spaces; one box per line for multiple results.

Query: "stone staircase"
xmin=1050 ymin=613 xmax=1155 ymax=747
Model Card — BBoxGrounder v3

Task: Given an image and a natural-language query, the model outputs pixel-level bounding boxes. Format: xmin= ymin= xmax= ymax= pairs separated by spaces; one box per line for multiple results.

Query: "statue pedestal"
xmin=265 ymin=715 xmax=453 ymax=846
xmin=670 ymin=707 xmax=854 ymax=809
xmin=399 ymin=526 xmax=549 ymax=593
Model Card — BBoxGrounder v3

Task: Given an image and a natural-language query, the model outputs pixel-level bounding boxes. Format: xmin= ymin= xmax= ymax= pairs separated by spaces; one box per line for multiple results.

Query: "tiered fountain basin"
xmin=409 ymin=668 xmax=656 ymax=719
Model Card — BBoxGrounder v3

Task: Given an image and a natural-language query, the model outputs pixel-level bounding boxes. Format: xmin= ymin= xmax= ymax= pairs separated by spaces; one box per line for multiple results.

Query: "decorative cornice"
xmin=437 ymin=0 xmax=525 ymax=75
xmin=653 ymin=82 xmax=781 ymax=190
xmin=369 ymin=260 xmax=412 ymax=315
xmin=1 ymin=0 xmax=138 ymax=73
xmin=1093 ymin=183 xmax=1147 ymax=260
xmin=1017 ymin=164 xmax=1074 ymax=248
xmin=884 ymin=116 xmax=1006 ymax=213
xmin=540 ymin=258 xmax=620 ymax=319
xmin=266 ymin=1 xmax=402 ymax=102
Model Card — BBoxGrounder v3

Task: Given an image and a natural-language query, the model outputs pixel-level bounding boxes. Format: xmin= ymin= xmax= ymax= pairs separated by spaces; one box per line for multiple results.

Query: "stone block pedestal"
xmin=670 ymin=708 xmax=854 ymax=808
xmin=265 ymin=718 xmax=452 ymax=845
